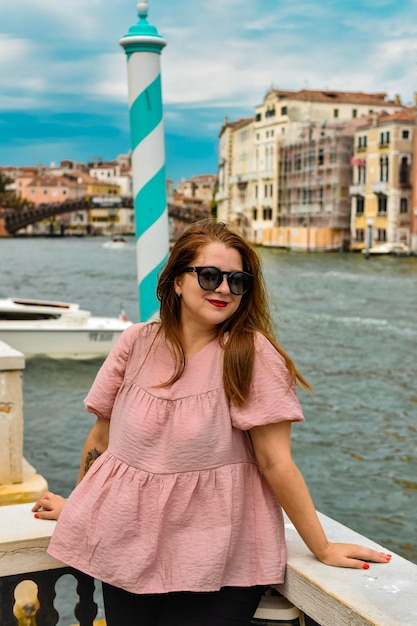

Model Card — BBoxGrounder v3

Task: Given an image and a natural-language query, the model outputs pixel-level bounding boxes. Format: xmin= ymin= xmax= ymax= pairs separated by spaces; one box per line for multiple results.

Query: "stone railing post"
xmin=0 ymin=341 xmax=48 ymax=505
xmin=0 ymin=341 xmax=25 ymax=484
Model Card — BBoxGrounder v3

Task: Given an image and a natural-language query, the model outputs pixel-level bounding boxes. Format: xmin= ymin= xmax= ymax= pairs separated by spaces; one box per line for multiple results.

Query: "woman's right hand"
xmin=32 ymin=492 xmax=66 ymax=520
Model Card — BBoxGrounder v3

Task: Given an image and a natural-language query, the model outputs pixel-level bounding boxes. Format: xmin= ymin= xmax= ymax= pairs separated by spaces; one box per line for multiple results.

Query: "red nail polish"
xmin=34 ymin=513 xmax=39 ymax=519
xmin=362 ymin=563 xmax=370 ymax=570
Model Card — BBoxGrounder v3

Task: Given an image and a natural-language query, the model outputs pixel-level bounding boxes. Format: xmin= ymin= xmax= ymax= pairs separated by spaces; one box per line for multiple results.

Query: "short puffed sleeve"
xmin=230 ymin=333 xmax=305 ymax=430
xmin=83 ymin=323 xmax=145 ymax=420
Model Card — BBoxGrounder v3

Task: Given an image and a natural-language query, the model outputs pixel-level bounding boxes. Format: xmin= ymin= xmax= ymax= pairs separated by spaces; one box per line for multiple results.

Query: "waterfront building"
xmin=4 ymin=167 xmax=38 ymax=198
xmin=88 ymin=157 xmax=133 ymax=197
xmin=274 ymin=121 xmax=355 ymax=251
xmin=350 ymin=107 xmax=415 ymax=251
xmin=410 ymin=100 xmax=417 ymax=252
xmin=176 ymin=174 xmax=218 ymax=204
xmin=216 ymin=88 xmax=405 ymax=248
xmin=216 ymin=117 xmax=255 ymax=240
xmin=17 ymin=173 xmax=87 ymax=206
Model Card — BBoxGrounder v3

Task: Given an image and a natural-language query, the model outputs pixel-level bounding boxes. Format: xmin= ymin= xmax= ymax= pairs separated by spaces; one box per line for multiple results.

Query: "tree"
xmin=0 ymin=171 xmax=33 ymax=211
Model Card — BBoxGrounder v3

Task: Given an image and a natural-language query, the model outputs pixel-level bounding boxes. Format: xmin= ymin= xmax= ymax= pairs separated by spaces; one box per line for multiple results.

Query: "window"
xmin=379 ymin=156 xmax=389 ymax=182
xmin=263 ymin=208 xmax=272 ymax=220
xmin=284 ymin=157 xmax=292 ymax=173
xmin=399 ymin=156 xmax=410 ymax=184
xmin=355 ymin=229 xmax=365 ymax=242
xmin=352 ymin=109 xmax=358 ymax=118
xmin=318 ymin=149 xmax=324 ymax=166
xmin=356 ymin=196 xmax=364 ymax=214
xmin=265 ymin=107 xmax=276 ymax=118
xmin=357 ymin=135 xmax=367 ymax=149
xmin=264 ymin=184 xmax=268 ymax=198
xmin=377 ymin=195 xmax=387 ymax=214
xmin=255 ymin=113 xmax=261 ymax=121
xmin=255 ymin=185 xmax=258 ymax=198
xmin=253 ymin=208 xmax=258 ymax=220
xmin=402 ymin=129 xmax=410 ymax=140
xmin=333 ymin=109 xmax=339 ymax=118
xmin=281 ymin=106 xmax=288 ymax=115
xmin=265 ymin=146 xmax=273 ymax=170
xmin=380 ymin=131 xmax=390 ymax=146
xmin=256 ymin=133 xmax=260 ymax=140
xmin=377 ymin=228 xmax=387 ymax=242
xmin=400 ymin=198 xmax=408 ymax=213
xmin=357 ymin=163 xmax=366 ymax=184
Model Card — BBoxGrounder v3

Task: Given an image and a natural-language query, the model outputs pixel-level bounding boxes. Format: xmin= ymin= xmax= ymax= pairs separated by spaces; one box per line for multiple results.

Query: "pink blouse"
xmin=48 ymin=322 xmax=304 ymax=594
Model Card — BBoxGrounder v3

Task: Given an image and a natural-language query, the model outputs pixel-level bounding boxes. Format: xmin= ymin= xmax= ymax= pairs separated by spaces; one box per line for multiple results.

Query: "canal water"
xmin=1 ymin=236 xmax=416 ymax=623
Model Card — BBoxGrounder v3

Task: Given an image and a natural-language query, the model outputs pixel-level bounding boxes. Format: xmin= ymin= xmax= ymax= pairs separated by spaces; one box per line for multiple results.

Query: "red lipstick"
xmin=208 ymin=300 xmax=227 ymax=308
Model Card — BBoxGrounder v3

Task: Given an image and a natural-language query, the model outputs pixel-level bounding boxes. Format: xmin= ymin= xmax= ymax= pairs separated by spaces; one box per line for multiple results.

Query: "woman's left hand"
xmin=317 ymin=542 xmax=392 ymax=569
xmin=32 ymin=492 xmax=66 ymax=520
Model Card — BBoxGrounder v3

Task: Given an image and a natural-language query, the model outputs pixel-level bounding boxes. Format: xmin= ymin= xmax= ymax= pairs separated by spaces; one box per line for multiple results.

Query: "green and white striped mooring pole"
xmin=120 ymin=0 xmax=169 ymax=321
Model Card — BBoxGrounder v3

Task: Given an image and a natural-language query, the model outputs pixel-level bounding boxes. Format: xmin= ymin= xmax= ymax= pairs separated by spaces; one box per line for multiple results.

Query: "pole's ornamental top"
xmin=120 ymin=0 xmax=166 ymax=50
xmin=137 ymin=1 xmax=148 ymax=19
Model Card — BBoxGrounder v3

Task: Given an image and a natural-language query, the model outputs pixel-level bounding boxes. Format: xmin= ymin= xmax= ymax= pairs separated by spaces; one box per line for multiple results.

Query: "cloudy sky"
xmin=1 ymin=0 xmax=416 ymax=183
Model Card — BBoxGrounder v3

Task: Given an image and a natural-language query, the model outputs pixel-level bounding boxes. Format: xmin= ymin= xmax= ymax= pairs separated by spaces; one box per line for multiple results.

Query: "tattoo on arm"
xmin=84 ymin=447 xmax=102 ymax=475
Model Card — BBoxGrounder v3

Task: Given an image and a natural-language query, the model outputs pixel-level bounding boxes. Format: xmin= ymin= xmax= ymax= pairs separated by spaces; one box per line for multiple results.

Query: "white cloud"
xmin=2 ymin=0 xmax=416 ymax=113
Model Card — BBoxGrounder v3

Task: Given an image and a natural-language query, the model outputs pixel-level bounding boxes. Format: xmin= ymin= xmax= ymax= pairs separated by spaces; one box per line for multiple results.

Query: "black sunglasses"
xmin=184 ymin=266 xmax=253 ymax=296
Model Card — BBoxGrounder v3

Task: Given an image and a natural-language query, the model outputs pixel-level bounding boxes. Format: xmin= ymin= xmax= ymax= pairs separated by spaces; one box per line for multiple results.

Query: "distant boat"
xmin=362 ymin=242 xmax=411 ymax=257
xmin=0 ymin=298 xmax=133 ymax=359
xmin=102 ymin=235 xmax=127 ymax=249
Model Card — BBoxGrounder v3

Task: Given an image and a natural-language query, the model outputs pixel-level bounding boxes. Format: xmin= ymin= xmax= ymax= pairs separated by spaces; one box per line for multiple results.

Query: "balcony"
xmin=372 ymin=181 xmax=390 ymax=195
xmin=349 ymin=184 xmax=366 ymax=196
xmin=229 ymin=172 xmax=257 ymax=184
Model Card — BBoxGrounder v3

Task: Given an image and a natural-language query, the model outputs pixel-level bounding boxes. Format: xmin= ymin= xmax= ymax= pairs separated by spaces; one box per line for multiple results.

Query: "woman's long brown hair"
xmin=157 ymin=220 xmax=311 ymax=407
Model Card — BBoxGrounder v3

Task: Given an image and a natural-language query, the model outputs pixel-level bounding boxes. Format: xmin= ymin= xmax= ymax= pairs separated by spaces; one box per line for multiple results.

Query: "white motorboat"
xmin=102 ymin=235 xmax=127 ymax=249
xmin=362 ymin=242 xmax=411 ymax=256
xmin=0 ymin=298 xmax=133 ymax=359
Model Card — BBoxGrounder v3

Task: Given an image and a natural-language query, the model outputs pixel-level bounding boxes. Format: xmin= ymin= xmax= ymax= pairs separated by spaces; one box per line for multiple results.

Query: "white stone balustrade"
xmin=1 ymin=503 xmax=417 ymax=625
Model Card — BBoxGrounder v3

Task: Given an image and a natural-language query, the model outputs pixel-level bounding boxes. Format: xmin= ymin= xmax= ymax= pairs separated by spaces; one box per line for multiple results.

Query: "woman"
xmin=33 ymin=220 xmax=391 ymax=625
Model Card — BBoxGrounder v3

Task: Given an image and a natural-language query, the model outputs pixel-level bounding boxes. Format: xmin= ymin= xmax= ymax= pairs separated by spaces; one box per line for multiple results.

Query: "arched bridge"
xmin=3 ymin=197 xmax=210 ymax=235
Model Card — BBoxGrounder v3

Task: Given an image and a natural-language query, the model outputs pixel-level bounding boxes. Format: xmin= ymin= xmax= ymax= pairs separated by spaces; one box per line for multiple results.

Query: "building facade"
xmin=176 ymin=174 xmax=217 ymax=204
xmin=217 ymin=88 xmax=406 ymax=249
xmin=350 ymin=109 xmax=415 ymax=251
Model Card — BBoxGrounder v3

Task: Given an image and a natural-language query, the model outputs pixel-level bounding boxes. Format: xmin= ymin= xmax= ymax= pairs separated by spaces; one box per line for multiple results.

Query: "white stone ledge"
xmin=1 ymin=504 xmax=417 ymax=625
xmin=277 ymin=513 xmax=417 ymax=626
xmin=0 ymin=502 xmax=64 ymax=577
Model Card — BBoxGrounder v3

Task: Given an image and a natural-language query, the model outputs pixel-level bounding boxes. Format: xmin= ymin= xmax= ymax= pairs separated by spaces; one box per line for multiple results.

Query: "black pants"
xmin=102 ymin=582 xmax=265 ymax=626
